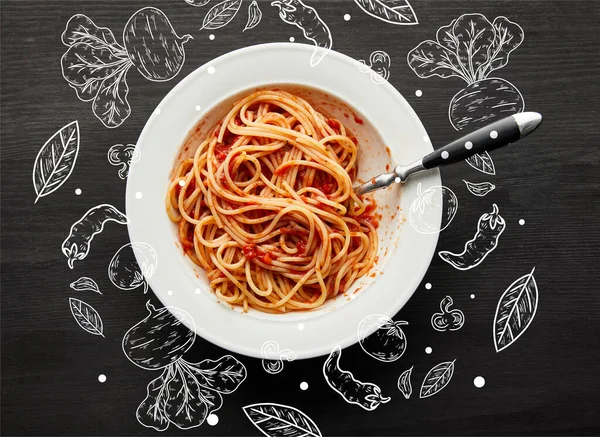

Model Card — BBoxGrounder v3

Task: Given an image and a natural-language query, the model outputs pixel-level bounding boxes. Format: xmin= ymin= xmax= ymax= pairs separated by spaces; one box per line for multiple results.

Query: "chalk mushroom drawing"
xmin=271 ymin=0 xmax=332 ymax=67
xmin=62 ymin=204 xmax=129 ymax=269
xmin=107 ymin=144 xmax=140 ymax=180
xmin=261 ymin=340 xmax=297 ymax=374
xmin=409 ymin=183 xmax=458 ymax=235
xmin=438 ymin=203 xmax=505 ymax=270
xmin=357 ymin=51 xmax=391 ymax=84
xmin=243 ymin=403 xmax=322 ymax=437
xmin=397 ymin=366 xmax=413 ymax=399
xmin=70 ymin=277 xmax=102 ymax=294
xmin=69 ymin=297 xmax=104 ymax=337
xmin=431 ymin=296 xmax=465 ymax=332
xmin=123 ymin=301 xmax=247 ymax=431
xmin=323 ymin=345 xmax=390 ymax=411
xmin=32 ymin=121 xmax=79 ymax=204
xmin=200 ymin=0 xmax=243 ymax=30
xmin=244 ymin=1 xmax=263 ymax=31
xmin=61 ymin=8 xmax=191 ymax=128
xmin=353 ymin=0 xmax=418 ymax=25
xmin=357 ymin=314 xmax=408 ymax=362
xmin=463 ymin=180 xmax=495 ymax=197
xmin=494 ymin=268 xmax=538 ymax=352
xmin=108 ymin=242 xmax=158 ymax=293
xmin=407 ymin=14 xmax=525 ymax=174
xmin=420 ymin=360 xmax=456 ymax=399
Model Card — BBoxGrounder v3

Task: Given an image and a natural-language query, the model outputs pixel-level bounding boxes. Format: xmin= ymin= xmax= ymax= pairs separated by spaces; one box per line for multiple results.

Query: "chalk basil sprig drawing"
xmin=397 ymin=366 xmax=413 ymax=399
xmin=463 ymin=180 xmax=496 ymax=197
xmin=420 ymin=360 xmax=456 ymax=399
xmin=70 ymin=277 xmax=101 ymax=294
xmin=243 ymin=403 xmax=322 ymax=437
xmin=353 ymin=0 xmax=418 ymax=25
xmin=200 ymin=0 xmax=243 ymax=30
xmin=244 ymin=1 xmax=263 ymax=31
xmin=69 ymin=297 xmax=105 ymax=338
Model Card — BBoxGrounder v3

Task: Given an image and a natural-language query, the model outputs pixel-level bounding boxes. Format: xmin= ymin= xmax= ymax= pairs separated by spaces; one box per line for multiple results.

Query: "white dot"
xmin=168 ymin=290 xmax=173 ymax=296
xmin=394 ymin=177 xmax=401 ymax=183
xmin=195 ymin=288 xmax=202 ymax=294
xmin=425 ymin=283 xmax=432 ymax=290
xmin=195 ymin=105 xmax=202 ymax=111
xmin=135 ymin=192 xmax=143 ymax=199
xmin=425 ymin=347 xmax=432 ymax=354
xmin=154 ymin=108 xmax=161 ymax=115
xmin=209 ymin=34 xmax=215 ymax=40
xmin=297 ymin=323 xmax=305 ymax=331
xmin=289 ymin=37 xmax=295 ymax=42
xmin=75 ymin=188 xmax=82 ymax=195
xmin=465 ymin=141 xmax=473 ymax=150
xmin=343 ymin=14 xmax=351 ymax=21
xmin=207 ymin=66 xmax=216 ymax=75
xmin=423 ymin=135 xmax=430 ymax=142
xmin=490 ymin=130 xmax=498 ymax=139
xmin=519 ymin=219 xmax=525 ymax=226
xmin=98 ymin=374 xmax=107 ymax=383
xmin=441 ymin=151 xmax=449 ymax=159
xmin=178 ymin=180 xmax=185 ymax=187
xmin=415 ymin=89 xmax=423 ymax=97
xmin=207 ymin=413 xmax=219 ymax=426
xmin=474 ymin=376 xmax=486 ymax=388
xmin=300 ymin=381 xmax=309 ymax=390
xmin=470 ymin=294 xmax=475 ymax=299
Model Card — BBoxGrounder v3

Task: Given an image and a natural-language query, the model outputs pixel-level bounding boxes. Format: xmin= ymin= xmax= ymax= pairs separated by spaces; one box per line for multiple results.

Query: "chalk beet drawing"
xmin=185 ymin=0 xmax=211 ymax=6
xmin=261 ymin=340 xmax=297 ymax=374
xmin=244 ymin=1 xmax=263 ymax=31
xmin=397 ymin=366 xmax=413 ymax=399
xmin=107 ymin=144 xmax=141 ymax=180
xmin=463 ymin=180 xmax=495 ymax=197
xmin=108 ymin=242 xmax=158 ymax=293
xmin=32 ymin=120 xmax=80 ymax=204
xmin=494 ymin=268 xmax=538 ymax=352
xmin=357 ymin=51 xmax=391 ymax=84
xmin=271 ymin=0 xmax=332 ymax=67
xmin=357 ymin=314 xmax=408 ymax=362
xmin=407 ymin=14 xmax=525 ymax=174
xmin=69 ymin=297 xmax=105 ymax=337
xmin=62 ymin=204 xmax=129 ymax=269
xmin=123 ymin=300 xmax=247 ymax=431
xmin=70 ymin=276 xmax=102 ymax=294
xmin=61 ymin=8 xmax=192 ymax=128
xmin=353 ymin=0 xmax=418 ymax=25
xmin=243 ymin=403 xmax=322 ymax=437
xmin=201 ymin=0 xmax=243 ymax=30
xmin=409 ymin=183 xmax=458 ymax=235
xmin=323 ymin=345 xmax=390 ymax=411
xmin=431 ymin=296 xmax=465 ymax=332
xmin=420 ymin=360 xmax=456 ymax=398
xmin=438 ymin=203 xmax=505 ymax=270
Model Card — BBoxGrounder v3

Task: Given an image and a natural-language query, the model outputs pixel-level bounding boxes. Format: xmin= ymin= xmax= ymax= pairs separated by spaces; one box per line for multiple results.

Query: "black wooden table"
xmin=2 ymin=1 xmax=599 ymax=435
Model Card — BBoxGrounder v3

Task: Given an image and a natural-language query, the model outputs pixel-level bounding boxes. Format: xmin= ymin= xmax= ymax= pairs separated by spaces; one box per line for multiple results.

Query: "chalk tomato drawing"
xmin=357 ymin=314 xmax=408 ymax=362
xmin=108 ymin=242 xmax=158 ymax=293
xmin=409 ymin=183 xmax=458 ymax=235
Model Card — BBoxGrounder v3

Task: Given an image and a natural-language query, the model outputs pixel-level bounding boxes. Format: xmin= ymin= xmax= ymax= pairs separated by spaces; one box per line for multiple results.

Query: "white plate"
xmin=126 ymin=43 xmax=441 ymax=360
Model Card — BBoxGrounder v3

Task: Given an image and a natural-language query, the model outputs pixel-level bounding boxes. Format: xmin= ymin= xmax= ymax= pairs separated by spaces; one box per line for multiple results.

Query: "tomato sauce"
xmin=214 ymin=145 xmax=230 ymax=163
xmin=242 ymin=244 xmax=273 ymax=264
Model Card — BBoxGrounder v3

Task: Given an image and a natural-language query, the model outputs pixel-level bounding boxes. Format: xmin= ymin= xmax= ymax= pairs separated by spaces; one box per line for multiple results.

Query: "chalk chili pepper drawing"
xmin=61 ymin=8 xmax=192 ymax=128
xmin=260 ymin=341 xmax=296 ymax=375
xmin=438 ymin=203 xmax=505 ymax=270
xmin=323 ymin=345 xmax=390 ymax=411
xmin=271 ymin=0 xmax=332 ymax=67
xmin=407 ymin=14 xmax=525 ymax=174
xmin=397 ymin=366 xmax=413 ymax=399
xmin=70 ymin=276 xmax=101 ymax=294
xmin=357 ymin=50 xmax=392 ymax=84
xmin=123 ymin=300 xmax=247 ymax=431
xmin=107 ymin=144 xmax=140 ymax=180
xmin=409 ymin=183 xmax=458 ymax=235
xmin=62 ymin=204 xmax=129 ymax=269
xmin=243 ymin=403 xmax=322 ymax=437
xmin=431 ymin=296 xmax=465 ymax=331
xmin=108 ymin=242 xmax=158 ymax=293
xmin=353 ymin=0 xmax=418 ymax=25
xmin=357 ymin=314 xmax=408 ymax=362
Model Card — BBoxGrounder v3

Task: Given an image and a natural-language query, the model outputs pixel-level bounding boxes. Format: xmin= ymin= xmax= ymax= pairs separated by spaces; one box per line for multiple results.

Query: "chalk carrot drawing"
xmin=431 ymin=296 xmax=465 ymax=332
xmin=107 ymin=144 xmax=140 ymax=179
xmin=463 ymin=180 xmax=495 ymax=197
xmin=243 ymin=403 xmax=322 ymax=437
xmin=62 ymin=204 xmax=129 ymax=269
xmin=494 ymin=268 xmax=538 ymax=352
xmin=438 ymin=203 xmax=505 ymax=270
xmin=260 ymin=340 xmax=296 ymax=374
xmin=70 ymin=277 xmax=102 ymax=294
xmin=357 ymin=314 xmax=408 ymax=362
xmin=353 ymin=0 xmax=418 ymax=25
xmin=420 ymin=360 xmax=456 ymax=399
xmin=397 ymin=366 xmax=413 ymax=399
xmin=271 ymin=0 xmax=332 ymax=67
xmin=357 ymin=50 xmax=391 ymax=84
xmin=69 ymin=297 xmax=104 ymax=337
xmin=244 ymin=1 xmax=263 ymax=32
xmin=32 ymin=121 xmax=79 ymax=204
xmin=407 ymin=14 xmax=525 ymax=174
xmin=185 ymin=0 xmax=211 ymax=6
xmin=108 ymin=242 xmax=158 ymax=293
xmin=409 ymin=183 xmax=458 ymax=235
xmin=61 ymin=8 xmax=191 ymax=128
xmin=323 ymin=345 xmax=390 ymax=411
xmin=200 ymin=0 xmax=243 ymax=30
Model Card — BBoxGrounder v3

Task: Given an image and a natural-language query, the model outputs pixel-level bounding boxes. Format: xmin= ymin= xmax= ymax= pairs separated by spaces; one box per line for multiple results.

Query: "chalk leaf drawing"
xmin=354 ymin=0 xmax=418 ymax=25
xmin=107 ymin=144 xmax=141 ymax=179
xmin=271 ymin=0 xmax=332 ymax=67
xmin=407 ymin=14 xmax=525 ymax=174
xmin=409 ymin=183 xmax=458 ymax=235
xmin=69 ymin=297 xmax=105 ymax=337
xmin=357 ymin=314 xmax=408 ymax=362
xmin=243 ymin=1 xmax=263 ymax=31
xmin=323 ymin=345 xmax=390 ymax=411
xmin=261 ymin=340 xmax=296 ymax=374
xmin=397 ymin=366 xmax=413 ymax=399
xmin=124 ymin=301 xmax=246 ymax=431
xmin=201 ymin=0 xmax=243 ymax=30
xmin=61 ymin=8 xmax=191 ymax=128
xmin=438 ymin=203 xmax=505 ymax=270
xmin=431 ymin=296 xmax=465 ymax=332
xmin=70 ymin=277 xmax=102 ymax=294
xmin=32 ymin=120 xmax=80 ymax=204
xmin=420 ymin=360 xmax=455 ymax=399
xmin=108 ymin=242 xmax=158 ymax=293
xmin=494 ymin=267 xmax=538 ymax=352
xmin=62 ymin=204 xmax=129 ymax=269
xmin=185 ymin=0 xmax=211 ymax=6
xmin=464 ymin=180 xmax=495 ymax=196
xmin=357 ymin=50 xmax=391 ymax=84
xmin=243 ymin=403 xmax=322 ymax=437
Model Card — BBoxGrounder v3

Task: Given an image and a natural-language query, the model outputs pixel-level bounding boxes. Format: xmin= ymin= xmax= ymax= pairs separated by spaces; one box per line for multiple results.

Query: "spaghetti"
xmin=166 ymin=90 xmax=378 ymax=313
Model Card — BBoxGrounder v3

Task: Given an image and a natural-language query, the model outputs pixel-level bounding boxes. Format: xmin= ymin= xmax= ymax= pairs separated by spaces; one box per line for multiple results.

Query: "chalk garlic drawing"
xmin=407 ymin=14 xmax=525 ymax=174
xmin=261 ymin=340 xmax=296 ymax=374
xmin=353 ymin=0 xmax=418 ymax=25
xmin=201 ymin=0 xmax=243 ymax=30
xmin=69 ymin=297 xmax=104 ymax=337
xmin=357 ymin=51 xmax=391 ymax=84
xmin=108 ymin=242 xmax=158 ymax=293
xmin=61 ymin=8 xmax=192 ymax=128
xmin=107 ymin=144 xmax=141 ymax=180
xmin=123 ymin=300 xmax=247 ymax=431
xmin=271 ymin=0 xmax=332 ymax=67
xmin=70 ymin=276 xmax=102 ymax=294
xmin=357 ymin=314 xmax=408 ymax=362
xmin=185 ymin=0 xmax=211 ymax=6
xmin=244 ymin=1 xmax=262 ymax=31
xmin=409 ymin=183 xmax=458 ymax=235
xmin=431 ymin=296 xmax=465 ymax=331
xmin=323 ymin=345 xmax=390 ymax=411
xmin=494 ymin=267 xmax=538 ymax=352
xmin=32 ymin=120 xmax=79 ymax=204
xmin=438 ymin=203 xmax=505 ymax=270
xmin=243 ymin=403 xmax=322 ymax=437
xmin=463 ymin=180 xmax=495 ymax=197
xmin=62 ymin=204 xmax=129 ymax=269
xmin=397 ymin=366 xmax=413 ymax=399
xmin=420 ymin=360 xmax=455 ymax=399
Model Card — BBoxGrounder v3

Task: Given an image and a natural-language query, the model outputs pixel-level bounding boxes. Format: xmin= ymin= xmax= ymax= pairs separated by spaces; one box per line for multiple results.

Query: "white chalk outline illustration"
xmin=243 ymin=403 xmax=322 ymax=437
xmin=357 ymin=314 xmax=408 ymax=362
xmin=32 ymin=120 xmax=80 ymax=204
xmin=243 ymin=1 xmax=263 ymax=32
xmin=353 ymin=0 xmax=418 ymax=25
xmin=201 ymin=0 xmax=243 ymax=30
xmin=420 ymin=360 xmax=456 ymax=399
xmin=108 ymin=242 xmax=158 ymax=293
xmin=431 ymin=296 xmax=465 ymax=332
xmin=61 ymin=8 xmax=192 ymax=128
xmin=260 ymin=340 xmax=297 ymax=374
xmin=271 ymin=0 xmax=332 ymax=67
xmin=494 ymin=267 xmax=538 ymax=352
xmin=107 ymin=144 xmax=141 ymax=180
xmin=463 ymin=180 xmax=496 ymax=196
xmin=397 ymin=366 xmax=413 ymax=399
xmin=69 ymin=297 xmax=105 ymax=337
xmin=70 ymin=276 xmax=102 ymax=294
xmin=62 ymin=204 xmax=129 ymax=269
xmin=185 ymin=0 xmax=211 ymax=6
xmin=409 ymin=183 xmax=458 ymax=235
xmin=357 ymin=50 xmax=391 ymax=84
